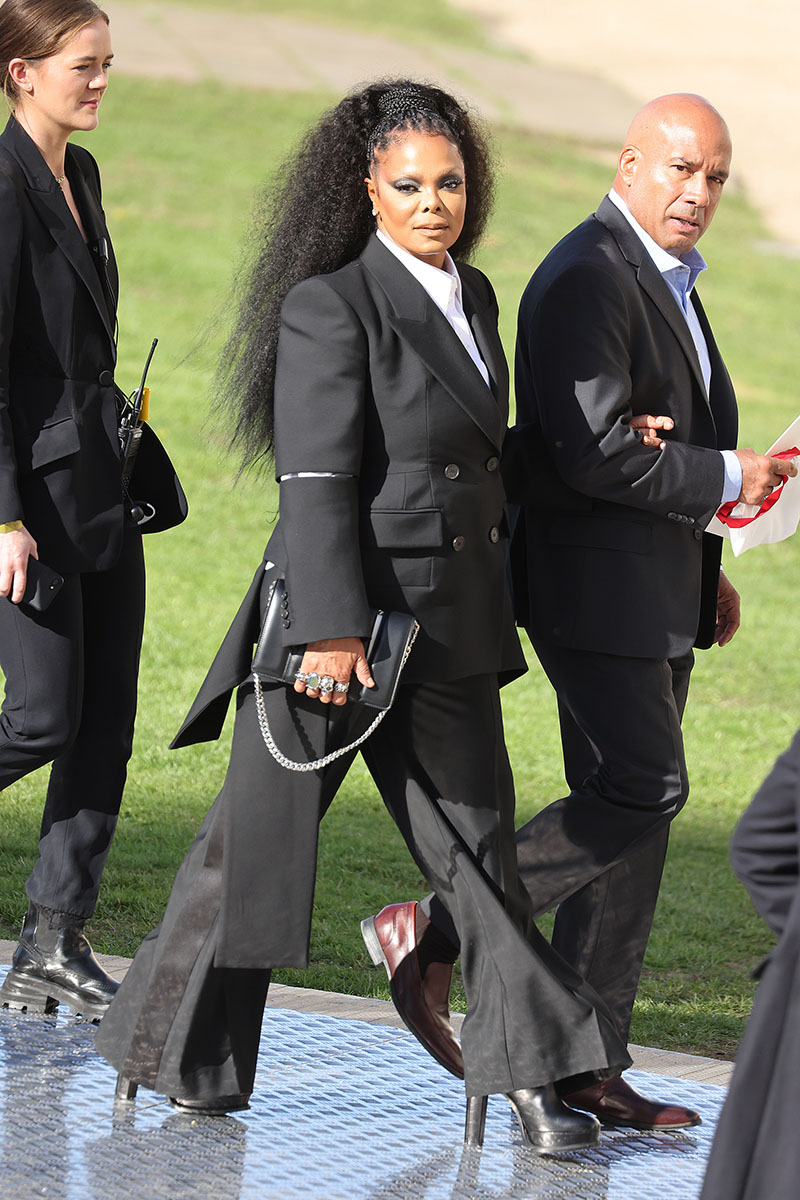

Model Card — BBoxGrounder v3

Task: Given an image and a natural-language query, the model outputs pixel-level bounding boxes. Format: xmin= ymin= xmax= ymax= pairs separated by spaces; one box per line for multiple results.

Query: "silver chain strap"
xmin=253 ymin=675 xmax=388 ymax=772
xmin=252 ymin=621 xmax=419 ymax=773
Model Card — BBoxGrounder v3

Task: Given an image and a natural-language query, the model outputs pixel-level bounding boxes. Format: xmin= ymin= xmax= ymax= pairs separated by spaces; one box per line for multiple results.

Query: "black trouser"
xmin=701 ymin=730 xmax=800 ymax=1200
xmin=427 ymin=638 xmax=694 ymax=1043
xmin=0 ymin=532 xmax=145 ymax=920
xmin=96 ymin=673 xmax=628 ymax=1102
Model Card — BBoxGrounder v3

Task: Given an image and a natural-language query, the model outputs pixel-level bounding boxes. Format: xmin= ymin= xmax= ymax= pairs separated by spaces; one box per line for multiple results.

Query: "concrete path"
xmin=451 ymin=0 xmax=800 ymax=247
xmin=106 ymin=1 xmax=799 ymax=244
xmin=108 ymin=4 xmax=636 ymax=167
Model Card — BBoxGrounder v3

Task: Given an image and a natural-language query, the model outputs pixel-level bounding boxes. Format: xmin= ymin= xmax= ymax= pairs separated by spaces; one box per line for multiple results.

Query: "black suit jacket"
xmin=173 ymin=234 xmax=524 ymax=747
xmin=0 ymin=116 xmax=125 ymax=573
xmin=504 ymin=195 xmax=739 ymax=659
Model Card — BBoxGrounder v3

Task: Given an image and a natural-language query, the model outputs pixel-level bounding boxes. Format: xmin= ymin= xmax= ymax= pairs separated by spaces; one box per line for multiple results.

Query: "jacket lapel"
xmin=66 ymin=148 xmax=117 ymax=331
xmin=1 ymin=118 xmax=116 ymax=349
xmin=595 ymin=195 xmax=710 ymax=405
xmin=693 ymin=291 xmax=738 ymax=446
xmin=360 ymin=235 xmax=506 ymax=448
xmin=461 ymin=276 xmax=509 ymax=424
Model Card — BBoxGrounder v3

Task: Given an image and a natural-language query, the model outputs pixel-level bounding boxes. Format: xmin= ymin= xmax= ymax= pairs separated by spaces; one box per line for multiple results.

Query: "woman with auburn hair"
xmin=0 ymin=0 xmax=183 ymax=1022
xmin=97 ymin=80 xmax=628 ymax=1151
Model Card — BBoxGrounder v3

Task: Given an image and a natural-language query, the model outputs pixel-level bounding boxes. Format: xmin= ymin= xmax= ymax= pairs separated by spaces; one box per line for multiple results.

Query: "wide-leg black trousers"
xmin=0 ymin=532 xmax=145 ymax=920
xmin=427 ymin=639 xmax=694 ymax=1043
xmin=96 ymin=672 xmax=628 ymax=1102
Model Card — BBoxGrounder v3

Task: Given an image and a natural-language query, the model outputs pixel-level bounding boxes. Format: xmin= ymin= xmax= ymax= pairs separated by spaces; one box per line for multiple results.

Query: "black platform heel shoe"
xmin=465 ymin=1085 xmax=600 ymax=1154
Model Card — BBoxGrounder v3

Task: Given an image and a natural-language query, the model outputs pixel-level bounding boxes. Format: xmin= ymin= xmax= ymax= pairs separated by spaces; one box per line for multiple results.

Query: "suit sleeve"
xmin=272 ymin=275 xmax=372 ymax=645
xmin=513 ymin=261 xmax=724 ymax=525
xmin=0 ymin=169 xmax=24 ymax=523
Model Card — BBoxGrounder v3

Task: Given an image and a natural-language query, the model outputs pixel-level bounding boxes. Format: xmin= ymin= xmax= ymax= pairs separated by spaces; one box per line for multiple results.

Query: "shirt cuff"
xmin=719 ymin=450 xmax=743 ymax=505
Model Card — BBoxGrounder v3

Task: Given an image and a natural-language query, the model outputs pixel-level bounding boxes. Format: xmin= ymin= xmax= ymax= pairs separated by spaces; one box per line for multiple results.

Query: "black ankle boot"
xmin=0 ymin=902 xmax=118 ymax=1021
xmin=465 ymin=1084 xmax=600 ymax=1154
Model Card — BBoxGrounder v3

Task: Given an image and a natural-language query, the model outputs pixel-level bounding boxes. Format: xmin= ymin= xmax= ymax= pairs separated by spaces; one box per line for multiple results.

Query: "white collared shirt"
xmin=376 ymin=228 xmax=490 ymax=387
xmin=607 ymin=189 xmax=740 ymax=505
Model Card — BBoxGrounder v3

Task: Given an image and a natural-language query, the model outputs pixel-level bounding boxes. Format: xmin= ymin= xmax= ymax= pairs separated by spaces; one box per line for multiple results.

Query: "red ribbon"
xmin=715 ymin=447 xmax=800 ymax=529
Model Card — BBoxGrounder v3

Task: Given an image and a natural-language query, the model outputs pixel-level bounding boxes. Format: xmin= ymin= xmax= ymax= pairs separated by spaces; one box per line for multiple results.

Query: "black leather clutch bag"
xmin=251 ymin=578 xmax=419 ymax=772
xmin=252 ymin=579 xmax=418 ymax=711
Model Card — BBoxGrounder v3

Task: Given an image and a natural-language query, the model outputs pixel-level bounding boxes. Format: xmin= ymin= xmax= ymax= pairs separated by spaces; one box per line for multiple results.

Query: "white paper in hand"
xmin=706 ymin=414 xmax=800 ymax=554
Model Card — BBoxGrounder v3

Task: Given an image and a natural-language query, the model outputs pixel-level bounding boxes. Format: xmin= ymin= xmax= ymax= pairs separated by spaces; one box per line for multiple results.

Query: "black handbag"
xmin=251 ymin=578 xmax=419 ymax=772
xmin=115 ymin=357 xmax=188 ymax=534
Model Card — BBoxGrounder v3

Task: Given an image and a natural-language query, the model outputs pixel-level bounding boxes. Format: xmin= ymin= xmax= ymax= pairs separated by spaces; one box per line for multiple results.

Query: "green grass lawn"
xmin=2 ymin=68 xmax=799 ymax=1060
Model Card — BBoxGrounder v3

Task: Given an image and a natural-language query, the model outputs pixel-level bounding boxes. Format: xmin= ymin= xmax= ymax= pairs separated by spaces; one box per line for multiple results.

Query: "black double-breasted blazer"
xmin=0 ymin=116 xmax=125 ymax=573
xmin=504 ymin=195 xmax=739 ymax=660
xmin=174 ymin=233 xmax=524 ymax=748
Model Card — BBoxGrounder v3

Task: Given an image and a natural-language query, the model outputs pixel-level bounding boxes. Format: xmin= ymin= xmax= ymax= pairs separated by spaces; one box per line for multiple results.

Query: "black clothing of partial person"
xmin=0 ymin=115 xmax=184 ymax=1015
xmin=423 ymin=194 xmax=738 ymax=1047
xmin=701 ymin=728 xmax=800 ymax=1199
xmin=96 ymin=233 xmax=629 ymax=1106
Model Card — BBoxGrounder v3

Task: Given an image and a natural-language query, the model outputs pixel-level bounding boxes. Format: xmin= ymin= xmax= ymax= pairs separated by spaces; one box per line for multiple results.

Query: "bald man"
xmin=364 ymin=94 xmax=795 ymax=1129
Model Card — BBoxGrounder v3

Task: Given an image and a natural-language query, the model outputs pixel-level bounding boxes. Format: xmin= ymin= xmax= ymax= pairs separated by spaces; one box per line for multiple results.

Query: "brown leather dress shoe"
xmin=563 ymin=1075 xmax=701 ymax=1130
xmin=361 ymin=902 xmax=464 ymax=1078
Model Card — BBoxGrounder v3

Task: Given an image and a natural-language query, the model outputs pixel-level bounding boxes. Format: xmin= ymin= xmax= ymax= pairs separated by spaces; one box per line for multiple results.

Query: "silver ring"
xmin=294 ymin=671 xmax=308 ymax=684
xmin=320 ymin=675 xmax=335 ymax=696
xmin=305 ymin=671 xmax=321 ymax=691
xmin=334 ymin=681 xmax=349 ymax=694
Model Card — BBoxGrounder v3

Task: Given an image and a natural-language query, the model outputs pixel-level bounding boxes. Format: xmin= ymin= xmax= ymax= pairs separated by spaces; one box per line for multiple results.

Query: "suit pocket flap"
xmin=366 ymin=508 xmax=444 ymax=548
xmin=549 ymin=514 xmax=651 ymax=554
xmin=28 ymin=415 xmax=81 ymax=471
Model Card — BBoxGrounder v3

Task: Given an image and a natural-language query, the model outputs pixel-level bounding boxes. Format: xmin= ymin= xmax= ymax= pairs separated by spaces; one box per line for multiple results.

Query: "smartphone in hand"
xmin=17 ymin=558 xmax=64 ymax=611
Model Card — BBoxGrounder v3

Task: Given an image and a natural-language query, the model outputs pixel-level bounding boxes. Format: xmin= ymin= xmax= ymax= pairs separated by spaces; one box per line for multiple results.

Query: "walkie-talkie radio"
xmin=118 ymin=337 xmax=158 ymax=524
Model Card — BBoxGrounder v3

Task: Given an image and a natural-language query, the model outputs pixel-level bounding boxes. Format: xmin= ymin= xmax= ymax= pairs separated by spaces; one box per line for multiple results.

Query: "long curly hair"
xmin=218 ymin=78 xmax=495 ymax=472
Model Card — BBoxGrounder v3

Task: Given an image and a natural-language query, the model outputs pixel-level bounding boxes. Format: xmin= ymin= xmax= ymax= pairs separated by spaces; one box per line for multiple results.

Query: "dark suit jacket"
xmin=0 ymin=116 xmax=124 ymax=573
xmin=700 ymin=729 xmax=800 ymax=1199
xmin=173 ymin=233 xmax=524 ymax=748
xmin=504 ymin=195 xmax=739 ymax=659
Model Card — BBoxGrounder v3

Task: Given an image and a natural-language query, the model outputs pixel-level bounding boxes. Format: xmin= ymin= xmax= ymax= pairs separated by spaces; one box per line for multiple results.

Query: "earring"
xmin=372 ymin=208 xmax=378 ymax=217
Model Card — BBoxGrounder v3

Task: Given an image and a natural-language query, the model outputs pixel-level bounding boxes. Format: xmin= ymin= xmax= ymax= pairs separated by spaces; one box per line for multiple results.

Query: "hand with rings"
xmin=294 ymin=636 xmax=375 ymax=706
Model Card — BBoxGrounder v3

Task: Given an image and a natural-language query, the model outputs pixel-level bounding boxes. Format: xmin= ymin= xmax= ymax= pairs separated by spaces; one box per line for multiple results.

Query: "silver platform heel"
xmin=464 ymin=1095 xmax=488 ymax=1146
xmin=115 ymin=1074 xmax=138 ymax=1101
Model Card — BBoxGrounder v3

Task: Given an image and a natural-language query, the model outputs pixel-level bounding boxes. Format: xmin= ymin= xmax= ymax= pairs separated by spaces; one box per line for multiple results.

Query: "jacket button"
xmin=99 ymin=370 xmax=114 ymax=386
xmin=667 ymin=511 xmax=678 ymax=520
xmin=694 ymin=529 xmax=703 ymax=540
xmin=452 ymin=535 xmax=465 ymax=552
xmin=282 ymin=617 xmax=291 ymax=628
xmin=489 ymin=526 xmax=500 ymax=543
xmin=444 ymin=463 xmax=460 ymax=480
xmin=485 ymin=456 xmax=499 ymax=472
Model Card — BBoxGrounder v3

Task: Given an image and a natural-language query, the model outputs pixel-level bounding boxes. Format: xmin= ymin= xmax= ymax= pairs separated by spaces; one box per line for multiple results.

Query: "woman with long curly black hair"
xmin=96 ymin=79 xmax=628 ymax=1151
